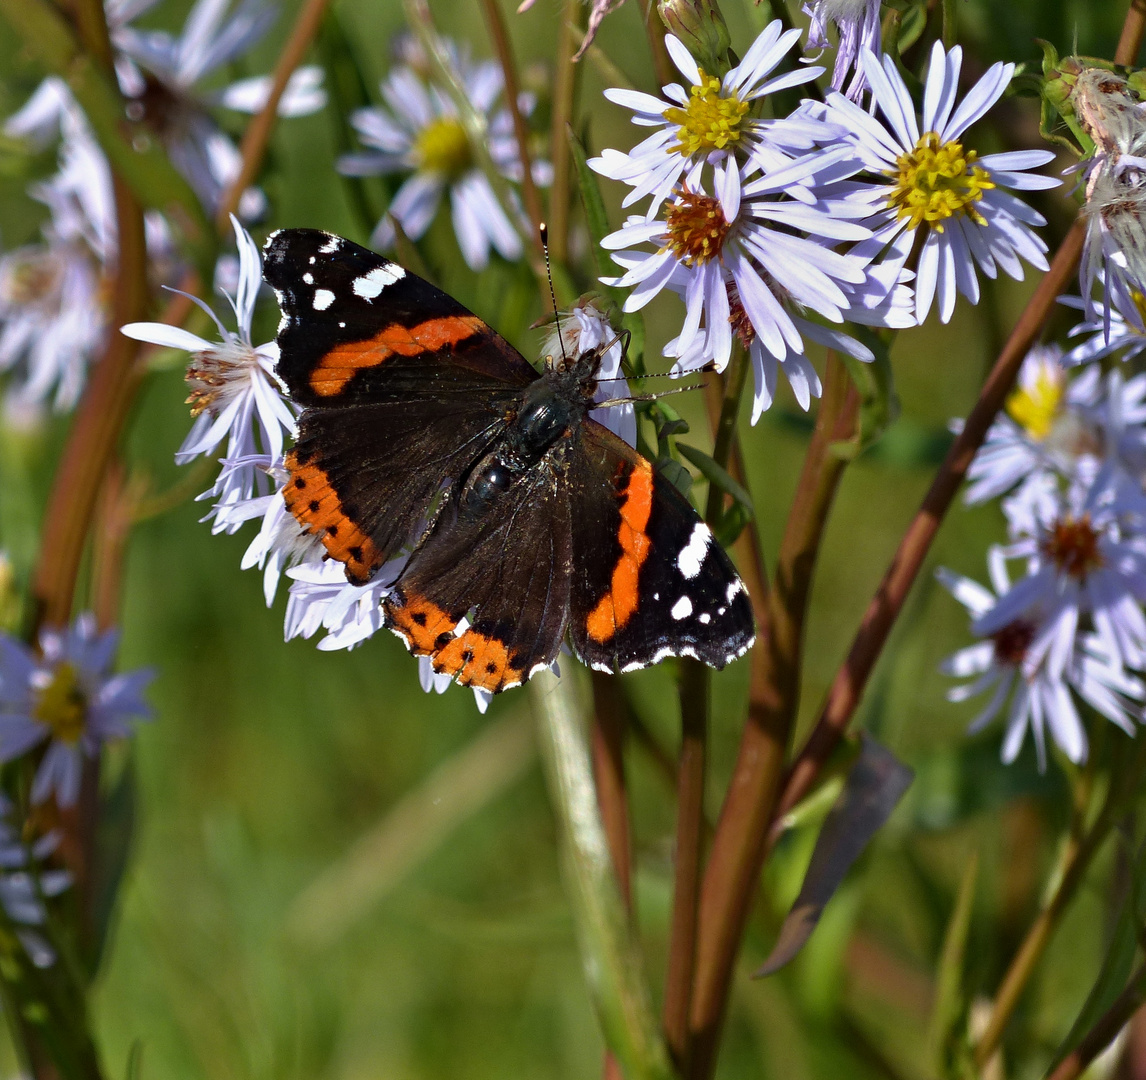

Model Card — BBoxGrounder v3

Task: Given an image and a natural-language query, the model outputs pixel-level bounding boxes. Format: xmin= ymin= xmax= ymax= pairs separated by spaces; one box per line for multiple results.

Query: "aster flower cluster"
xmin=941 ymin=342 xmax=1146 ymax=768
xmin=0 ymin=0 xmax=326 ymax=415
xmin=590 ymin=22 xmax=1058 ymax=420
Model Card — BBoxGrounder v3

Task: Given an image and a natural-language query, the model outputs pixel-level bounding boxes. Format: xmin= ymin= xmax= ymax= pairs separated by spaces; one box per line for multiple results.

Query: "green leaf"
xmin=755 ymin=738 xmax=913 ymax=977
xmin=1047 ymin=837 xmax=1146 ymax=1071
xmin=568 ymin=126 xmax=613 ymax=285
xmin=831 ymin=333 xmax=900 ymax=460
xmin=713 ymin=500 xmax=751 ymax=548
xmin=125 ymin=1041 xmax=144 ymax=1080
xmin=929 ymin=853 xmax=979 ymax=1079
xmin=897 ymin=2 xmax=927 ymax=53
xmin=657 ymin=457 xmax=693 ymax=499
xmin=88 ymin=751 xmax=137 ymax=977
xmin=676 ymin=443 xmax=754 ymax=517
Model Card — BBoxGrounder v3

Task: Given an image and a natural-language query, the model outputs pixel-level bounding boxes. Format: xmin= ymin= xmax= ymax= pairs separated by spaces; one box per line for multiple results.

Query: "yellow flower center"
xmin=1042 ymin=515 xmax=1104 ymax=580
xmin=886 ymin=132 xmax=996 ymax=232
xmin=33 ymin=662 xmax=87 ymax=746
xmin=664 ymin=189 xmax=730 ymax=266
xmin=1131 ymin=289 xmax=1146 ymax=329
xmin=663 ymin=70 xmax=748 ymax=157
xmin=414 ymin=116 xmax=472 ymax=178
xmin=1005 ymin=367 xmax=1064 ymax=441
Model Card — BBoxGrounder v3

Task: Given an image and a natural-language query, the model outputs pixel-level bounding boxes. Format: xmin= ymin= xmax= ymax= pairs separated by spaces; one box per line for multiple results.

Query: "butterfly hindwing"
xmin=567 ymin=420 xmax=755 ymax=673
xmin=382 ymin=457 xmax=574 ymax=693
xmin=284 ymin=397 xmax=516 ymax=583
xmin=263 ymin=228 xmax=538 ymax=408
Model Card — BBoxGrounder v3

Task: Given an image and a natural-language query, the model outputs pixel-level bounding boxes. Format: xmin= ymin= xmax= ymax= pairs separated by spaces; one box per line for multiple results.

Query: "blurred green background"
xmin=0 ymin=0 xmax=1135 ymax=1076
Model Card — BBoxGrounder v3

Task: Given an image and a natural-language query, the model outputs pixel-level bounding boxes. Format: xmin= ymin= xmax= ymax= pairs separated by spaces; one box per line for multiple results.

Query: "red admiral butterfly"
xmin=263 ymin=229 xmax=755 ymax=693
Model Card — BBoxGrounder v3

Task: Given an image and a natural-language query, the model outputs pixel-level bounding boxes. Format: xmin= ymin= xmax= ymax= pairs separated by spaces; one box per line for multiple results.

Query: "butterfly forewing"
xmin=264 ymin=229 xmax=538 ymax=408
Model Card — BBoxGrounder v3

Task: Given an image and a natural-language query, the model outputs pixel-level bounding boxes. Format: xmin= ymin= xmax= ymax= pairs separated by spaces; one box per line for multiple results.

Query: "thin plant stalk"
xmin=688 ymin=353 xmax=860 ymax=1080
xmin=591 ymin=670 xmax=634 ymax=1080
xmin=531 ymin=667 xmax=675 ymax=1080
xmin=403 ymin=0 xmax=548 ymax=282
xmin=548 ymin=0 xmax=585 ymax=265
xmin=1047 ymin=963 xmax=1146 ymax=1080
xmin=663 ymin=345 xmax=749 ymax=1067
xmin=479 ymin=0 xmax=545 ymax=255
xmin=973 ymin=735 xmax=1146 ymax=1066
xmin=636 ymin=0 xmax=674 ymax=86
xmin=216 ymin=0 xmax=332 ymax=228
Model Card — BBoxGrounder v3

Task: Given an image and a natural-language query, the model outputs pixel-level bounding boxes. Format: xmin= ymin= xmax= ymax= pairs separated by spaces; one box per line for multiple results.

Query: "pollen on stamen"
xmin=886 ymin=132 xmax=996 ymax=232
xmin=184 ymin=343 xmax=262 ymax=418
xmin=662 ymin=70 xmax=749 ymax=158
xmin=664 ymin=188 xmax=731 ymax=266
xmin=1042 ymin=514 xmax=1104 ymax=579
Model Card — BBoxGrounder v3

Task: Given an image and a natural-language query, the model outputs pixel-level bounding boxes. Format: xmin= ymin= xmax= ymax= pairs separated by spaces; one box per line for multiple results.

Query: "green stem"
xmin=531 ymin=668 xmax=675 ymax=1080
xmin=973 ymin=735 xmax=1146 ymax=1067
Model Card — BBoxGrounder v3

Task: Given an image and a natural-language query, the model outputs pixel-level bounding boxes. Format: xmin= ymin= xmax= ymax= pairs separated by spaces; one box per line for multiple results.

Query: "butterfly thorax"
xmin=459 ymin=355 xmax=599 ymax=519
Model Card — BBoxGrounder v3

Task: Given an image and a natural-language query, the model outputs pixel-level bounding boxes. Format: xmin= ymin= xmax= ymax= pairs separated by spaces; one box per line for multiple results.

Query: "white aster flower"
xmin=803 ymin=0 xmax=882 ymax=103
xmin=338 ymin=45 xmax=546 ymax=271
xmin=822 ymin=42 xmax=1059 ymax=325
xmin=939 ymin=561 xmax=1144 ymax=769
xmin=0 ymin=615 xmax=153 ymax=808
xmin=589 ymin=22 xmax=830 ymax=214
xmin=121 ymin=217 xmax=297 ymax=505
xmin=541 ymin=298 xmax=636 ymax=447
xmin=1063 ymin=285 xmax=1146 ymax=365
xmin=0 ymin=238 xmax=106 ymax=412
xmin=972 ymin=470 xmax=1146 ymax=681
xmin=0 ymin=794 xmax=72 ymax=968
xmin=113 ymin=0 xmax=326 ymax=215
xmin=964 ymin=345 xmax=1102 ymax=506
xmin=602 ymin=155 xmax=874 ymax=419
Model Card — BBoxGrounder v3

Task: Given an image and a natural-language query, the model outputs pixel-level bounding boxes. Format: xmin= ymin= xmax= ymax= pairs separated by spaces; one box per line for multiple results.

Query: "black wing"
xmin=566 ymin=420 xmax=755 ymax=673
xmin=264 ymin=229 xmax=539 ymax=584
xmin=382 ymin=455 xmax=573 ymax=694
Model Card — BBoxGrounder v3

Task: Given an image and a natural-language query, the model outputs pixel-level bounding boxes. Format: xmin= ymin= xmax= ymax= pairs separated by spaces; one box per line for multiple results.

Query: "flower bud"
xmin=658 ymin=0 xmax=731 ymax=73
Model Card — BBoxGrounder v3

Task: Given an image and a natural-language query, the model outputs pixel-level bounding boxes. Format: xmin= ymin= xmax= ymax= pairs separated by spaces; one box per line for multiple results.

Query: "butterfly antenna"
xmin=539 ymin=222 xmax=569 ymax=367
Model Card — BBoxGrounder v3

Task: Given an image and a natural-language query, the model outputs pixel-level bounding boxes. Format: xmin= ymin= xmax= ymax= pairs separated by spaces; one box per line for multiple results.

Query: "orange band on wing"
xmin=432 ymin=628 xmax=524 ymax=693
xmin=586 ymin=459 xmax=654 ymax=645
xmin=386 ymin=591 xmax=458 ymax=655
xmin=309 ymin=315 xmax=486 ymax=397
xmin=283 ymin=450 xmax=380 ymax=584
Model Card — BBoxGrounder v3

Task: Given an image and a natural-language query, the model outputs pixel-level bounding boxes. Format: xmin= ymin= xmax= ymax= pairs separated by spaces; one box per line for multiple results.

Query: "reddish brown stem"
xmin=774 ymin=220 xmax=1084 ymax=828
xmin=216 ymin=0 xmax=331 ymax=229
xmin=480 ymin=0 xmax=545 ymax=255
xmin=663 ymin=658 xmax=708 ymax=1071
xmin=590 ymin=671 xmax=632 ymax=1080
xmin=1049 ymin=964 xmax=1146 ymax=1080
xmin=636 ymin=0 xmax=674 ymax=86
xmin=688 ymin=355 xmax=860 ymax=1080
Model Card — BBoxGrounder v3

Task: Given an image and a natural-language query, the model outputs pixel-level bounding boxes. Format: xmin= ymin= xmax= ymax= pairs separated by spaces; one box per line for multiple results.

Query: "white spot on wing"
xmin=308 ymin=256 xmax=316 ymax=264
xmin=302 ymin=272 xmax=314 ymax=284
xmin=699 ymin=613 xmax=711 ymax=625
xmin=671 ymin=596 xmax=693 ymax=620
xmin=353 ymin=263 xmax=406 ymax=299
xmin=677 ymin=523 xmax=711 ymax=579
xmin=726 ymin=580 xmax=744 ymax=602
xmin=319 ymin=235 xmax=341 ymax=254
xmin=313 ymin=289 xmax=335 ymax=311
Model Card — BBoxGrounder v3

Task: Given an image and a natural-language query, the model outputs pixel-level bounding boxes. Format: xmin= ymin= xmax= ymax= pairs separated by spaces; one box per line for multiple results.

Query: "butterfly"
xmin=262 ymin=228 xmax=755 ymax=693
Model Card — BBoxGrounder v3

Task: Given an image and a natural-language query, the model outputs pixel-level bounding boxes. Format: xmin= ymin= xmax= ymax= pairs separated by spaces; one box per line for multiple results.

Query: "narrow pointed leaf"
xmin=754 ymin=737 xmax=913 ymax=977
